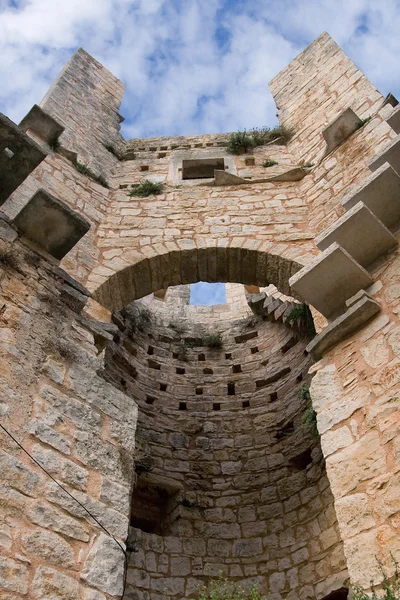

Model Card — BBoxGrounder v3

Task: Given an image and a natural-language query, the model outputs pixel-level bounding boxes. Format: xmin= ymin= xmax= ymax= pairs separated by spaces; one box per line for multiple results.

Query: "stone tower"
xmin=1 ymin=31 xmax=400 ymax=600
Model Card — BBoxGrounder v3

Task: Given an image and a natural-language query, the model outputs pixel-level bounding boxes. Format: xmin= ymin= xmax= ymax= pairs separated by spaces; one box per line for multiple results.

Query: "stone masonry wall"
xmin=0 ymin=228 xmax=137 ymax=599
xmin=2 ymin=28 xmax=400 ymax=599
xmin=102 ymin=299 xmax=348 ymax=600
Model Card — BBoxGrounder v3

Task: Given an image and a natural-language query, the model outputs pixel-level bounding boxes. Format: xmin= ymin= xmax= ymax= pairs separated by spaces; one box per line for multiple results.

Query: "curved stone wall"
xmin=103 ymin=293 xmax=348 ymax=599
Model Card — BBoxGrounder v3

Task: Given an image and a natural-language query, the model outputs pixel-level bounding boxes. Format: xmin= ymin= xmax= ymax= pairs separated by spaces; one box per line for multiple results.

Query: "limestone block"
xmin=322 ymin=108 xmax=361 ymax=156
xmin=334 ymin=494 xmax=376 ymax=538
xmin=32 ymin=566 xmax=79 ymax=600
xmin=214 ymin=170 xmax=246 ymax=185
xmin=289 ymin=243 xmax=373 ymax=319
xmin=81 ymin=533 xmax=125 ymax=596
xmin=342 ymin=163 xmax=400 ymax=230
xmin=13 ymin=189 xmax=90 ymax=260
xmin=386 ymin=103 xmax=400 ymax=133
xmin=0 ymin=112 xmax=46 ymax=205
xmin=316 ymin=202 xmax=397 ymax=268
xmin=19 ymin=104 xmax=65 ymax=144
xmin=369 ymin=133 xmax=400 ymax=176
xmin=265 ymin=166 xmax=307 ymax=182
xmin=0 ymin=449 xmax=40 ymax=496
xmin=306 ymin=291 xmax=381 ymax=358
xmin=0 ymin=557 xmax=29 ymax=594
xmin=326 ymin=431 xmax=386 ymax=498
xmin=28 ymin=502 xmax=90 ymax=541
xmin=21 ymin=528 xmax=76 ymax=569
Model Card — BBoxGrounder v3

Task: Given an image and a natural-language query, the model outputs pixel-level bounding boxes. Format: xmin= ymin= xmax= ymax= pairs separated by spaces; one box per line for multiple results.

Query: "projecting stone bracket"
xmin=315 ymin=201 xmax=398 ymax=268
xmin=19 ymin=104 xmax=65 ymax=145
xmin=342 ymin=163 xmax=400 ymax=230
xmin=386 ymin=103 xmax=400 ymax=134
xmin=306 ymin=290 xmax=380 ymax=359
xmin=369 ymin=133 xmax=400 ymax=175
xmin=13 ymin=189 xmax=90 ymax=260
xmin=322 ymin=107 xmax=362 ymax=157
xmin=213 ymin=166 xmax=308 ymax=186
xmin=0 ymin=113 xmax=47 ymax=205
xmin=289 ymin=243 xmax=373 ymax=320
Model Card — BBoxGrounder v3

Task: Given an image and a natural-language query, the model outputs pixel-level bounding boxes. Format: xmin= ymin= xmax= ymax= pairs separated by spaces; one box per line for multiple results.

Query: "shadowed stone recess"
xmin=0 ymin=113 xmax=47 ymax=205
xmin=322 ymin=108 xmax=361 ymax=156
xmin=19 ymin=104 xmax=65 ymax=144
xmin=13 ymin=189 xmax=90 ymax=260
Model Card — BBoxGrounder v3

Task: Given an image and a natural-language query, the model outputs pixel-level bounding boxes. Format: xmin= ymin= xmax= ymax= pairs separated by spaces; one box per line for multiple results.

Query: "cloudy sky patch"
xmin=1 ymin=0 xmax=400 ymax=139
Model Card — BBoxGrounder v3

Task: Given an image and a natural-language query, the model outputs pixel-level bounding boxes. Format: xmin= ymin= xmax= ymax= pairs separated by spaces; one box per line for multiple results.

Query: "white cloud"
xmin=0 ymin=0 xmax=399 ymax=137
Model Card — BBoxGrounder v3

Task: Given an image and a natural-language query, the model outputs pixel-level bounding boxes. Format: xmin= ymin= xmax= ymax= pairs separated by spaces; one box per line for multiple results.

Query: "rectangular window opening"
xmin=182 ymin=157 xmax=225 ymax=179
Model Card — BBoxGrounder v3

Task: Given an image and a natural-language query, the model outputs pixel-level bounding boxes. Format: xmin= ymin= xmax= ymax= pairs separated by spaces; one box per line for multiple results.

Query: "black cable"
xmin=0 ymin=422 xmax=129 ymax=598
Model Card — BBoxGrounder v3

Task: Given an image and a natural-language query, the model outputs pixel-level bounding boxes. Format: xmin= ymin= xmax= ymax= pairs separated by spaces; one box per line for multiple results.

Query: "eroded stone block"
xmin=386 ymin=104 xmax=400 ymax=134
xmin=342 ymin=163 xmax=400 ymax=230
xmin=369 ymin=133 xmax=400 ymax=175
xmin=316 ymin=202 xmax=397 ymax=268
xmin=289 ymin=243 xmax=373 ymax=319
xmin=19 ymin=104 xmax=65 ymax=144
xmin=13 ymin=189 xmax=90 ymax=260
xmin=0 ymin=113 xmax=46 ymax=205
xmin=306 ymin=291 xmax=381 ymax=358
xmin=322 ymin=107 xmax=361 ymax=156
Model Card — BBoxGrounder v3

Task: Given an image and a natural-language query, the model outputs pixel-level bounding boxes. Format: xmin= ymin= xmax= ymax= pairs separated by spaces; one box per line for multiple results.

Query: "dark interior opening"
xmin=182 ymin=157 xmax=225 ymax=179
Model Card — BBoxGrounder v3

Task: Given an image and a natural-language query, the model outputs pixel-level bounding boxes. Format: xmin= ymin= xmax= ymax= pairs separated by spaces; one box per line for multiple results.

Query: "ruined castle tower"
xmin=1 ymin=31 xmax=400 ymax=600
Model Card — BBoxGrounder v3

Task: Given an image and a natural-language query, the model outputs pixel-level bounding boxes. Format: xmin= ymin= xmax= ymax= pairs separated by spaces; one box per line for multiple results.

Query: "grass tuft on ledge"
xmin=73 ymin=160 xmax=109 ymax=188
xmin=129 ymin=180 xmax=164 ymax=197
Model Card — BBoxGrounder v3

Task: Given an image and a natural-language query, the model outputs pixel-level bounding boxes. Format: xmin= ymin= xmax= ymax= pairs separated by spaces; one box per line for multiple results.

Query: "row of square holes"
xmin=144 ymin=372 xmax=304 ymax=410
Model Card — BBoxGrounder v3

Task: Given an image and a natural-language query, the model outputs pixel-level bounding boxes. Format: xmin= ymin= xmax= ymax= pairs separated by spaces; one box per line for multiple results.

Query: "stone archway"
xmin=92 ymin=246 xmax=304 ymax=312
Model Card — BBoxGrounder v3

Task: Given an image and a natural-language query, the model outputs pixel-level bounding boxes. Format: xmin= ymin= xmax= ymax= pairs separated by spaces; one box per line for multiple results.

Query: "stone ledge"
xmin=342 ymin=162 xmax=400 ymax=230
xmin=0 ymin=113 xmax=47 ymax=205
xmin=13 ymin=189 xmax=90 ymax=260
xmin=306 ymin=291 xmax=380 ymax=359
xmin=315 ymin=201 xmax=397 ymax=268
xmin=386 ymin=104 xmax=400 ymax=134
xmin=289 ymin=243 xmax=373 ymax=319
xmin=369 ymin=133 xmax=400 ymax=175
xmin=322 ymin=107 xmax=361 ymax=157
xmin=19 ymin=104 xmax=65 ymax=144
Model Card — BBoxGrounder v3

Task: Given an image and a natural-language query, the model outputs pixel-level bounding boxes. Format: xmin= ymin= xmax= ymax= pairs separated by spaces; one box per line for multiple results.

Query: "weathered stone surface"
xmin=0 ymin=556 xmax=29 ymax=594
xmin=13 ymin=189 xmax=91 ymax=260
xmin=32 ymin=566 xmax=79 ymax=599
xmin=81 ymin=534 xmax=125 ymax=596
xmin=28 ymin=502 xmax=90 ymax=542
xmin=0 ymin=112 xmax=47 ymax=205
xmin=289 ymin=243 xmax=373 ymax=319
xmin=19 ymin=104 xmax=65 ymax=144
xmin=322 ymin=107 xmax=361 ymax=156
xmin=0 ymin=449 xmax=39 ymax=496
xmin=22 ymin=529 xmax=76 ymax=569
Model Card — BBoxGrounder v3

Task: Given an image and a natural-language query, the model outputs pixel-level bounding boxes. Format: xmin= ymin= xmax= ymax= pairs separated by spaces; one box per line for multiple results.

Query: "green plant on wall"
xmin=203 ymin=333 xmax=223 ymax=348
xmin=300 ymin=383 xmax=318 ymax=437
xmin=177 ymin=340 xmax=190 ymax=362
xmin=262 ymin=160 xmax=278 ymax=168
xmin=227 ymin=126 xmax=292 ymax=155
xmin=287 ymin=304 xmax=316 ymax=337
xmin=198 ymin=576 xmax=268 ymax=600
xmin=352 ymin=555 xmax=400 ymax=600
xmin=129 ymin=180 xmax=164 ymax=197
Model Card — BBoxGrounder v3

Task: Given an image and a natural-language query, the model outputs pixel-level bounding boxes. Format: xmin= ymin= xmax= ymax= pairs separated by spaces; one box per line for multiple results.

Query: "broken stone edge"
xmin=306 ymin=293 xmax=380 ymax=359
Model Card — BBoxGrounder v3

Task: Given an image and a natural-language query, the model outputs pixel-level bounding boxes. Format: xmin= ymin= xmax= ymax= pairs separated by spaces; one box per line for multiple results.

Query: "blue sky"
xmin=190 ymin=282 xmax=226 ymax=305
xmin=1 ymin=0 xmax=400 ymax=139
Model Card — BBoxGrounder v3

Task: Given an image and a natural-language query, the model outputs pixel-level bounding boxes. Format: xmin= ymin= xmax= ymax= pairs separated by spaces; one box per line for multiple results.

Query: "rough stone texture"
xmin=0 ymin=113 xmax=47 ymax=205
xmin=13 ymin=189 xmax=91 ymax=260
xmin=82 ymin=534 xmax=125 ymax=596
xmin=1 ymin=27 xmax=400 ymax=600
